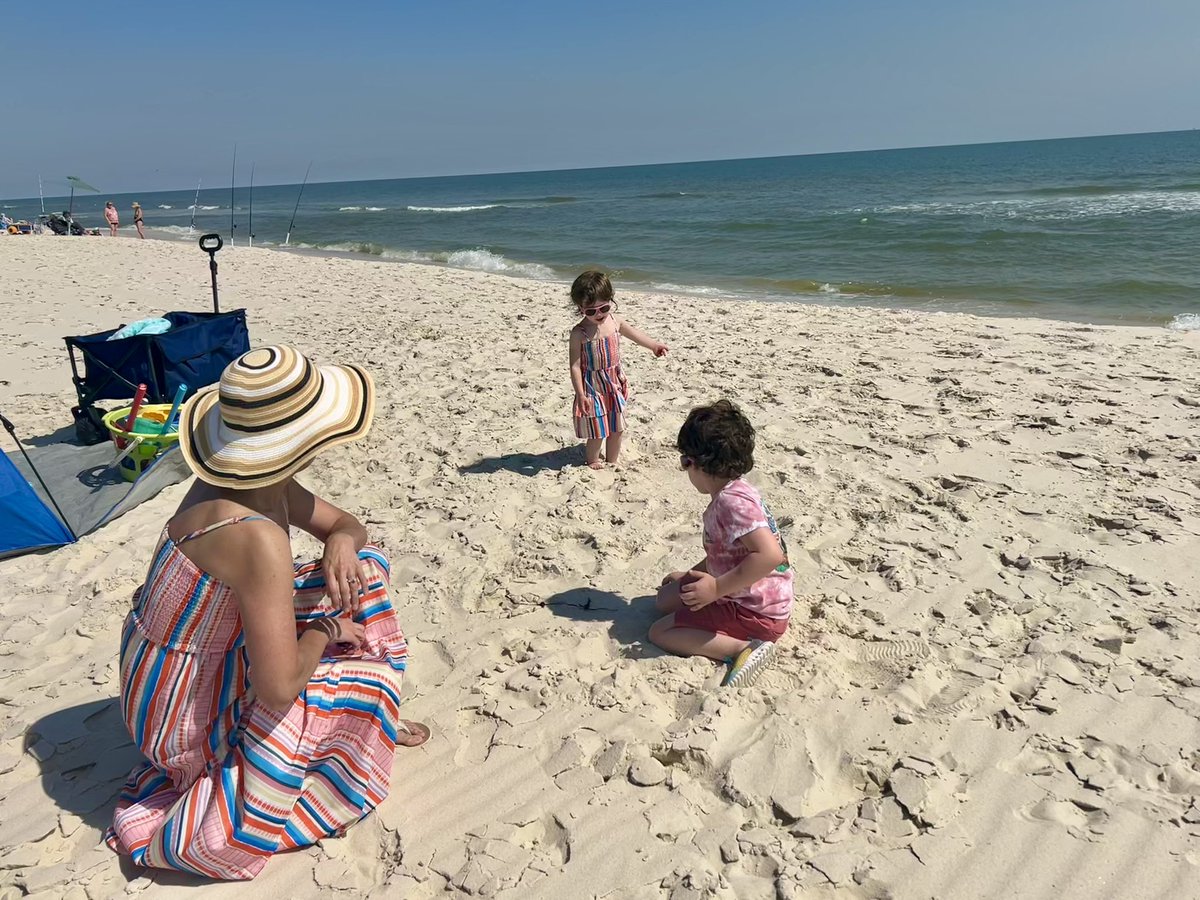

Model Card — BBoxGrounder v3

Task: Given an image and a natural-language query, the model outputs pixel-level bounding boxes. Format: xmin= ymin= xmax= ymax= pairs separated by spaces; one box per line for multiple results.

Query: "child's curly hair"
xmin=676 ymin=400 xmax=755 ymax=478
xmin=570 ymin=270 xmax=614 ymax=310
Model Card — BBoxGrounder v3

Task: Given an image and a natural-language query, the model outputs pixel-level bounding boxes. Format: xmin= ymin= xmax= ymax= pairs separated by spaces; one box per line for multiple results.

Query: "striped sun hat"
xmin=179 ymin=345 xmax=375 ymax=489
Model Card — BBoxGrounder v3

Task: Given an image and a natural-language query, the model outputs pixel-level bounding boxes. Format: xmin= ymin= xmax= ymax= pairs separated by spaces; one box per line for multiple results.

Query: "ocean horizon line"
xmin=9 ymin=127 xmax=1196 ymax=202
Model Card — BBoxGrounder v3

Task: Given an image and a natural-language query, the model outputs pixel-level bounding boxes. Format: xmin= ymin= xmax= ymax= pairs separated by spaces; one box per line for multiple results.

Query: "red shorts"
xmin=672 ymin=601 xmax=788 ymax=643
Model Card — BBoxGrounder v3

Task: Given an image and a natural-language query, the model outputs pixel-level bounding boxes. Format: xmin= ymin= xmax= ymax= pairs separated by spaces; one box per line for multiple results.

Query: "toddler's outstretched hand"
xmin=680 ymin=571 xmax=719 ymax=610
xmin=652 ymin=342 xmax=669 ymax=357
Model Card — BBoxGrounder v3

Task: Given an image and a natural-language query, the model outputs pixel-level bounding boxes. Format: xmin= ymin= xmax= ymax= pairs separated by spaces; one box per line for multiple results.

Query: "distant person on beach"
xmin=106 ymin=346 xmax=429 ymax=880
xmin=569 ymin=270 xmax=667 ymax=468
xmin=650 ymin=400 xmax=794 ymax=687
xmin=103 ymin=201 xmax=119 ymax=236
xmin=131 ymin=201 xmax=144 ymax=238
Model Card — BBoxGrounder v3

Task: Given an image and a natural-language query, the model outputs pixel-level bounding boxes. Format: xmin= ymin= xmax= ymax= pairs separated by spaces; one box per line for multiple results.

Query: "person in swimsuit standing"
xmin=104 ymin=201 xmax=119 ymax=236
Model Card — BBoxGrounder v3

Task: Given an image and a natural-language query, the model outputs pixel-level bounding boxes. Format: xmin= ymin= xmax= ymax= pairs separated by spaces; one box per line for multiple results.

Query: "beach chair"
xmin=65 ymin=309 xmax=250 ymax=444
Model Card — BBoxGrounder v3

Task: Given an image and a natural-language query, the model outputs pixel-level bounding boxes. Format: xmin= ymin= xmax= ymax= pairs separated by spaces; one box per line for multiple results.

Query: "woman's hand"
xmin=322 ymin=533 xmax=367 ymax=612
xmin=309 ymin=615 xmax=366 ymax=649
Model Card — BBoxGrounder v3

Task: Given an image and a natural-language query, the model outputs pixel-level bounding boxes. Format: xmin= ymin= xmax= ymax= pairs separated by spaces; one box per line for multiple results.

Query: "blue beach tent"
xmin=0 ymin=446 xmax=74 ymax=556
xmin=0 ymin=413 xmax=189 ymax=560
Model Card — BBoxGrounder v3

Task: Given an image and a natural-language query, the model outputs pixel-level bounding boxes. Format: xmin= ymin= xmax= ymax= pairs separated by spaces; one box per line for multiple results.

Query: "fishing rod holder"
xmin=199 ymin=233 xmax=223 ymax=313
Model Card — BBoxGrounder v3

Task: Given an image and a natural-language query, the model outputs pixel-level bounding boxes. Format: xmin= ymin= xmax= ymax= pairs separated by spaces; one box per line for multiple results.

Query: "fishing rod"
xmin=38 ymin=175 xmax=45 ymax=215
xmin=248 ymin=163 xmax=255 ymax=248
xmin=188 ymin=178 xmax=201 ymax=233
xmin=284 ymin=161 xmax=311 ymax=247
xmin=229 ymin=143 xmax=237 ymax=245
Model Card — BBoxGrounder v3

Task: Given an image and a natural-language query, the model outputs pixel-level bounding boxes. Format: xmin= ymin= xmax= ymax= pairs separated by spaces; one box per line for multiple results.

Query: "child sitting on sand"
xmin=568 ymin=271 xmax=667 ymax=468
xmin=649 ymin=400 xmax=794 ymax=687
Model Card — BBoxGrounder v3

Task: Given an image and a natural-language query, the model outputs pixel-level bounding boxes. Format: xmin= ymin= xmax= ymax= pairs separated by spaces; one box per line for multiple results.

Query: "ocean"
xmin=7 ymin=130 xmax=1198 ymax=328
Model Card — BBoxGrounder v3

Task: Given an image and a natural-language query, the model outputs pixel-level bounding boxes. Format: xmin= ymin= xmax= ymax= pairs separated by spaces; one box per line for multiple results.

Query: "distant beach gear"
xmin=178 ymin=345 xmax=375 ymax=490
xmin=64 ymin=175 xmax=99 ymax=221
xmin=43 ymin=211 xmax=85 ymax=236
xmin=284 ymin=161 xmax=312 ymax=246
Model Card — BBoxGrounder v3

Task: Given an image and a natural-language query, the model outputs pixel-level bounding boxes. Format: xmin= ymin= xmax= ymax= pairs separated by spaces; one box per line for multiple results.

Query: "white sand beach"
xmin=1 ymin=235 xmax=1199 ymax=899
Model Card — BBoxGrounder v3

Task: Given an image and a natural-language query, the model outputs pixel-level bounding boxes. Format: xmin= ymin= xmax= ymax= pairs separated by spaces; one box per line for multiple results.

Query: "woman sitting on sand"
xmin=106 ymin=345 xmax=429 ymax=880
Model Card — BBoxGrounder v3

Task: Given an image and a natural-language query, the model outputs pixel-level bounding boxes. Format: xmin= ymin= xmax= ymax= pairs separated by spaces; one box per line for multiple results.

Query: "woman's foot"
xmin=397 ymin=720 xmax=431 ymax=747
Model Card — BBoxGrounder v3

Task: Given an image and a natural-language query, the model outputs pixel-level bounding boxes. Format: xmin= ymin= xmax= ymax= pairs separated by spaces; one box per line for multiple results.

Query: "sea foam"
xmin=872 ymin=189 xmax=1200 ymax=221
xmin=149 ymin=225 xmax=201 ymax=238
xmin=1168 ymin=313 xmax=1200 ymax=332
xmin=650 ymin=282 xmax=729 ymax=297
xmin=288 ymin=241 xmax=555 ymax=279
xmin=406 ymin=204 xmax=497 ymax=213
xmin=444 ymin=248 xmax=554 ymax=278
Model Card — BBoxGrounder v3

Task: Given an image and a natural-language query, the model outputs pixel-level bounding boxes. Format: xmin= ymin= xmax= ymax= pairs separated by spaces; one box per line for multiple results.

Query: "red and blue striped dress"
xmin=574 ymin=332 xmax=630 ymax=439
xmin=105 ymin=517 xmax=409 ymax=880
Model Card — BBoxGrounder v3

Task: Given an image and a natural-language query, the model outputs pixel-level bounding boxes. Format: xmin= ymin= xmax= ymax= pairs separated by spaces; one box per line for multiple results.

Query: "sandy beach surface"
xmin=1 ymin=234 xmax=1199 ymax=899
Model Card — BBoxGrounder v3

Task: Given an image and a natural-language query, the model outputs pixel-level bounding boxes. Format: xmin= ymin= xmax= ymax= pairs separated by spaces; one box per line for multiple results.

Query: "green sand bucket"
xmin=103 ymin=404 xmax=181 ymax=482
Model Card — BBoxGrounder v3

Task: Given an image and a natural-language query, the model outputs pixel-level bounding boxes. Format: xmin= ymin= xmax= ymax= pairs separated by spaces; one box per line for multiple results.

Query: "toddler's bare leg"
xmin=648 ymin=614 xmax=749 ymax=661
xmin=605 ymin=431 xmax=624 ymax=465
xmin=655 ymin=579 xmax=685 ymax=613
xmin=585 ymin=438 xmax=604 ymax=468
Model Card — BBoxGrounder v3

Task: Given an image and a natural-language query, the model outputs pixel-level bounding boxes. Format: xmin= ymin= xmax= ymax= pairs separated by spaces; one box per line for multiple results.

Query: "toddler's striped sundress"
xmin=105 ymin=516 xmax=409 ymax=880
xmin=574 ymin=332 xmax=630 ymax=439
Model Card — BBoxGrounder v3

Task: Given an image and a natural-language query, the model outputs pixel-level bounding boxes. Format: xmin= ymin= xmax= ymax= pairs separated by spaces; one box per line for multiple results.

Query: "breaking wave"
xmin=1168 ymin=313 xmax=1200 ymax=332
xmin=406 ymin=204 xmax=498 ymax=213
xmin=286 ymin=241 xmax=555 ymax=279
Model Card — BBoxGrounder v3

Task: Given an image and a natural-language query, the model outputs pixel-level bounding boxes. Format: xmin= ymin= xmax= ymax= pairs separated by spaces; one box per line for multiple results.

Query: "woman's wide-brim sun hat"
xmin=179 ymin=345 xmax=374 ymax=489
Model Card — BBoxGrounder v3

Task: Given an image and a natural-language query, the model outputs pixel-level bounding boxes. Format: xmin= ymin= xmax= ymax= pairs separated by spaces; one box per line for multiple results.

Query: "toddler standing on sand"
xmin=650 ymin=400 xmax=794 ymax=687
xmin=568 ymin=271 xmax=668 ymax=468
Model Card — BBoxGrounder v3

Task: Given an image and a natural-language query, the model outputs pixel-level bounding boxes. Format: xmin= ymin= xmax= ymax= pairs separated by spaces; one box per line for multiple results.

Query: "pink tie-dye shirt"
xmin=702 ymin=478 xmax=794 ymax=619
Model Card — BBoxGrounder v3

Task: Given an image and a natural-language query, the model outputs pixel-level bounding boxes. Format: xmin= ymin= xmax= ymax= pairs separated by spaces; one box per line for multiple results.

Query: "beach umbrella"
xmin=65 ymin=175 xmax=99 ymax=221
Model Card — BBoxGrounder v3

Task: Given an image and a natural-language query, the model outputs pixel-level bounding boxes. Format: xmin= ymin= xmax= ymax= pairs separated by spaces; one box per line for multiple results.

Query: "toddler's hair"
xmin=677 ymin=400 xmax=755 ymax=478
xmin=570 ymin=270 xmax=614 ymax=309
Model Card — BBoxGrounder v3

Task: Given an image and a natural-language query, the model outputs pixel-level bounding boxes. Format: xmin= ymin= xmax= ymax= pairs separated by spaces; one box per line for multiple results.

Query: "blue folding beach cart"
xmin=65 ymin=309 xmax=250 ymax=444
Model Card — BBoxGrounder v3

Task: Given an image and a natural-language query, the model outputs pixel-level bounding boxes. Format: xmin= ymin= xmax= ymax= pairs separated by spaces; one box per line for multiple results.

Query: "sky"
xmin=2 ymin=0 xmax=1198 ymax=198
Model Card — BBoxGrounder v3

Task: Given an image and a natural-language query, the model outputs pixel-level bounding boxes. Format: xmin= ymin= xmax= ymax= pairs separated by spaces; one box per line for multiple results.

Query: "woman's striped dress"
xmin=105 ymin=518 xmax=409 ymax=880
xmin=574 ymin=332 xmax=630 ymax=439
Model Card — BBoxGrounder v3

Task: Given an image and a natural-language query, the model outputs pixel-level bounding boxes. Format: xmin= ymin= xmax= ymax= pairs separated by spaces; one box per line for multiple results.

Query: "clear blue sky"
xmin=3 ymin=0 xmax=1197 ymax=197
